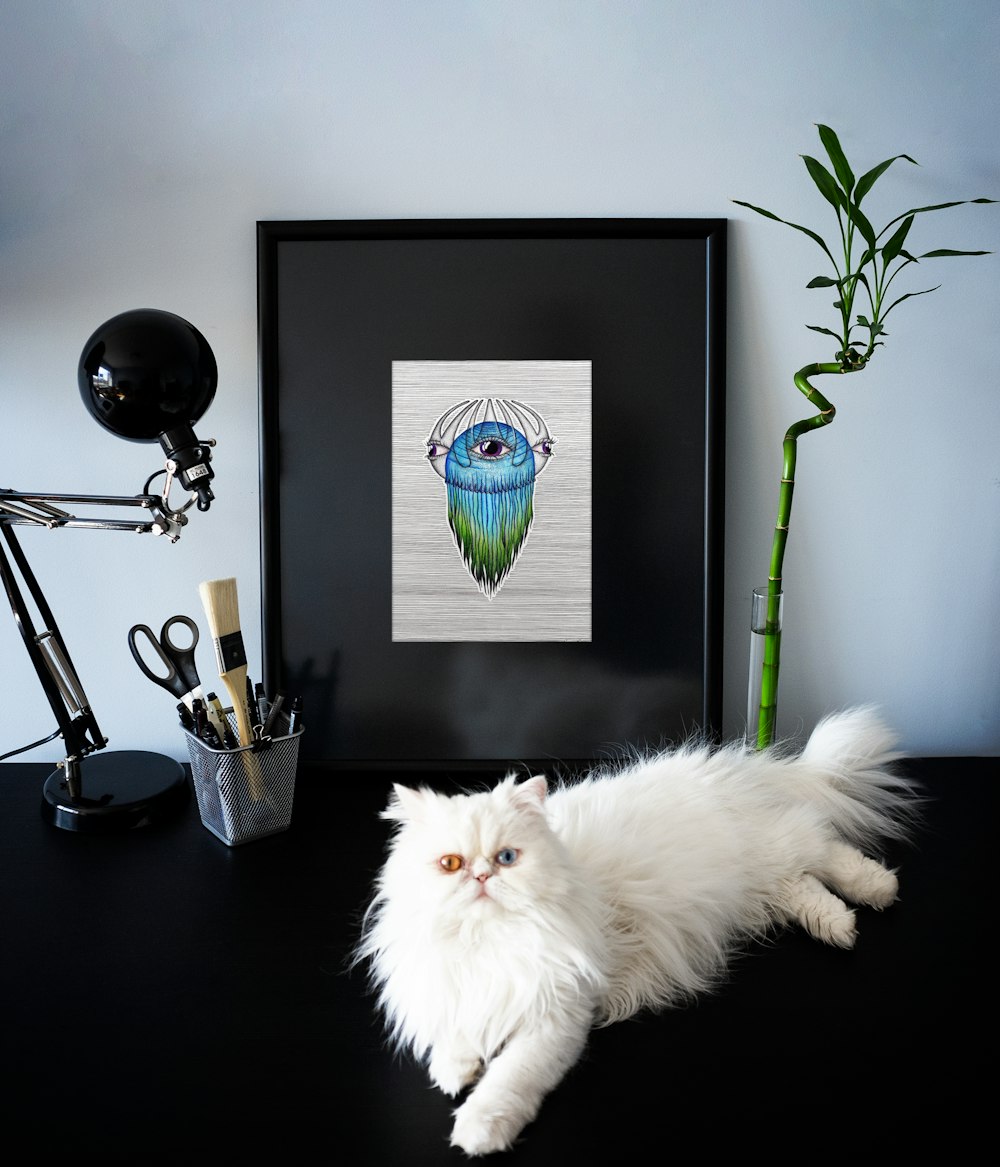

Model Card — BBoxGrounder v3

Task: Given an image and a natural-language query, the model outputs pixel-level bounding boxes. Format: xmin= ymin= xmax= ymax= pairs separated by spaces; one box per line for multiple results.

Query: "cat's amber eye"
xmin=495 ymin=848 xmax=520 ymax=867
xmin=439 ymin=854 xmax=463 ymax=873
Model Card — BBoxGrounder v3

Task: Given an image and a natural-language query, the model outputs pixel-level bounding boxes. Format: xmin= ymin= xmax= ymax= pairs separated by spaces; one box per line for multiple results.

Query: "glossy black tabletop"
xmin=0 ymin=755 xmax=993 ymax=1161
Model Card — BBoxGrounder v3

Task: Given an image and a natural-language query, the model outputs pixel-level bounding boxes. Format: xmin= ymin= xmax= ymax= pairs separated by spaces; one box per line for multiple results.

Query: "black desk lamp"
xmin=0 ymin=308 xmax=218 ymax=832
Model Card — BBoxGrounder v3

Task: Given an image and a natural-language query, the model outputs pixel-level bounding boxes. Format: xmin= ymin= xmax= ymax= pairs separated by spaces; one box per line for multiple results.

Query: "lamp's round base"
xmin=41 ymin=750 xmax=189 ymax=833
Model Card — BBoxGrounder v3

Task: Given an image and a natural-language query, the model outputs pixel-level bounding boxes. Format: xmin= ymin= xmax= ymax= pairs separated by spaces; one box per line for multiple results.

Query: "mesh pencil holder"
xmin=183 ymin=709 xmax=302 ymax=846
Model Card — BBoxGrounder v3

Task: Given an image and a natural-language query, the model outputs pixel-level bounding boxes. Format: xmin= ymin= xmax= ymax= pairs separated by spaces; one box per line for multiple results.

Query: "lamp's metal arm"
xmin=0 ymin=524 xmax=106 ymax=796
xmin=0 ymin=467 xmax=208 ymax=790
xmin=0 ymin=487 xmax=194 ymax=542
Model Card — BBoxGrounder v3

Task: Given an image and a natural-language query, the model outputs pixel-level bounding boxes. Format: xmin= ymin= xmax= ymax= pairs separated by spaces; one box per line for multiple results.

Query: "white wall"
xmin=2 ymin=0 xmax=997 ymax=764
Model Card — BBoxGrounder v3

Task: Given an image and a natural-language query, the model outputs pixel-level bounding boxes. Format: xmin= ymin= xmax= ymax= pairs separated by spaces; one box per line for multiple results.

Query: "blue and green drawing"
xmin=426 ymin=398 xmax=555 ymax=599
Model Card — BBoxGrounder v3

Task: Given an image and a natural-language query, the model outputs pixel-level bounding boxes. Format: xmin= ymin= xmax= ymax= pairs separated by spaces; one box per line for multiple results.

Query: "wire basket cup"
xmin=183 ymin=709 xmax=302 ymax=845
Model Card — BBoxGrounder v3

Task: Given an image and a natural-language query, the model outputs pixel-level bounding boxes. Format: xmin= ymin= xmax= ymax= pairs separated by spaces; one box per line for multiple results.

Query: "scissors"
xmin=128 ymin=614 xmax=207 ymax=712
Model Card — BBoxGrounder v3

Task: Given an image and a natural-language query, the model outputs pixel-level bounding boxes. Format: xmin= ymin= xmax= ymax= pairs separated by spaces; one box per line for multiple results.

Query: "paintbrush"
xmin=198 ymin=576 xmax=263 ymax=799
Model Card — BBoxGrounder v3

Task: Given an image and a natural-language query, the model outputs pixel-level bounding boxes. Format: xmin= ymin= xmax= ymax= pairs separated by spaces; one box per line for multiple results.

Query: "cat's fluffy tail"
xmin=789 ymin=705 xmax=922 ymax=851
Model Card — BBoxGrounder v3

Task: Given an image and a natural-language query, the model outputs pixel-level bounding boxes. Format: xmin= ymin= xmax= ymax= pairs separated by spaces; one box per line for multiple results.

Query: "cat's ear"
xmin=511 ymin=774 xmax=548 ymax=809
xmin=382 ymin=783 xmax=429 ymax=823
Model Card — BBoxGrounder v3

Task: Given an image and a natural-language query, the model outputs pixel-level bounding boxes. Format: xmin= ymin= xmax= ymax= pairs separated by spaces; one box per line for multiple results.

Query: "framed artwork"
xmin=257 ymin=218 xmax=726 ymax=771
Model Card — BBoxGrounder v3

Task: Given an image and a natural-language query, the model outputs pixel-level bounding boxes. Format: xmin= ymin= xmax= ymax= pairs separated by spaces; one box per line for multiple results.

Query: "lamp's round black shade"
xmin=78 ymin=308 xmax=218 ymax=442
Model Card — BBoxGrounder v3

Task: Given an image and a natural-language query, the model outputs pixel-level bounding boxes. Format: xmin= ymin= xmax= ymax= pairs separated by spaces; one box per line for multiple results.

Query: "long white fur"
xmin=354 ymin=706 xmax=919 ymax=1157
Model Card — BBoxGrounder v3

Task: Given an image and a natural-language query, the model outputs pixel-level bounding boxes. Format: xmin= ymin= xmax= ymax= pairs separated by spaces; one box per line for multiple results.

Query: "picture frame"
xmin=257 ymin=218 xmax=726 ymax=771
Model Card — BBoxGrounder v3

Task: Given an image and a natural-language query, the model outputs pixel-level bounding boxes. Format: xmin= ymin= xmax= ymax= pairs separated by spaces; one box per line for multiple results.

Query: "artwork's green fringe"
xmin=448 ymin=481 xmax=534 ymax=599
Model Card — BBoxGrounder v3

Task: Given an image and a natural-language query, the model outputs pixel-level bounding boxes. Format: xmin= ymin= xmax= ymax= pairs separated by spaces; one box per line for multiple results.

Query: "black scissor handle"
xmin=157 ymin=614 xmax=202 ymax=695
xmin=159 ymin=614 xmax=199 ymax=656
xmin=128 ymin=623 xmax=181 ymax=690
xmin=127 ymin=614 xmax=203 ymax=701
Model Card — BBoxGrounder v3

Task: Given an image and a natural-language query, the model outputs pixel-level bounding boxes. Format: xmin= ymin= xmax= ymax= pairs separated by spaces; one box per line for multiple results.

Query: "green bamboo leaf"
xmin=881 ymin=198 xmax=997 ymax=234
xmin=802 ymin=155 xmax=846 ymax=210
xmin=854 ymin=154 xmax=919 ymax=204
xmin=882 ymin=285 xmax=941 ymax=317
xmin=732 ymin=199 xmax=839 ymax=266
xmin=806 ymin=275 xmax=839 ymax=288
xmin=919 ymin=248 xmax=992 ymax=257
xmin=881 ymin=215 xmax=914 ymax=265
xmin=806 ymin=325 xmax=842 ymax=338
xmin=731 ymin=199 xmax=783 ymax=222
xmin=838 ymin=270 xmax=868 ymax=291
xmin=848 ymin=201 xmax=877 ymax=248
xmin=816 ymin=124 xmax=855 ymax=194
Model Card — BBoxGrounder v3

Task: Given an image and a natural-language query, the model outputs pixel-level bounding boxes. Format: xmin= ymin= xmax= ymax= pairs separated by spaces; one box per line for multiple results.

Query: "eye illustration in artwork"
xmin=426 ymin=398 xmax=555 ymax=599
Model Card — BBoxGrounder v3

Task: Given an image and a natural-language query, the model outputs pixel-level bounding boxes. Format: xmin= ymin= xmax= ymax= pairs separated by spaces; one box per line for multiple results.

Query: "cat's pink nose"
xmin=476 ymin=872 xmax=490 ymax=882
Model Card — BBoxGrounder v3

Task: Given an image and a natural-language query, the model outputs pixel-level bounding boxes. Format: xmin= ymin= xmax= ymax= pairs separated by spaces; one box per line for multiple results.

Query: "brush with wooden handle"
xmin=198 ymin=576 xmax=263 ymax=800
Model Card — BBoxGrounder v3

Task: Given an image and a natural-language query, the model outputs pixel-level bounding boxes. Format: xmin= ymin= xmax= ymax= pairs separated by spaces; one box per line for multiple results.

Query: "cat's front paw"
xmin=851 ymin=860 xmax=899 ymax=910
xmin=429 ymin=1050 xmax=482 ymax=1098
xmin=450 ymin=1095 xmax=529 ymax=1157
xmin=814 ymin=905 xmax=857 ymax=949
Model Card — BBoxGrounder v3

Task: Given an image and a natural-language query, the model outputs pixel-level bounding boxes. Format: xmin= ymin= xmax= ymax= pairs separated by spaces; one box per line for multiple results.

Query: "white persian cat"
xmin=354 ymin=707 xmax=918 ymax=1157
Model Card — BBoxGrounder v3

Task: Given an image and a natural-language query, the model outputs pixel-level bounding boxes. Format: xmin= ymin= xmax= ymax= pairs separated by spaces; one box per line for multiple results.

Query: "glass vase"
xmin=747 ymin=585 xmax=783 ymax=747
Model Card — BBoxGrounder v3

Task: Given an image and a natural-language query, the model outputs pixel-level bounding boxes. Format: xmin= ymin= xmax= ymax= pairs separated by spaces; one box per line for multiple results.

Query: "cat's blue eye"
xmin=495 ymin=848 xmax=519 ymax=867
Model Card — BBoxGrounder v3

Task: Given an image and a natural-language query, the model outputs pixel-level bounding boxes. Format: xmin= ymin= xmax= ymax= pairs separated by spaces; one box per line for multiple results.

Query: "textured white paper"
xmin=392 ymin=360 xmax=592 ymax=642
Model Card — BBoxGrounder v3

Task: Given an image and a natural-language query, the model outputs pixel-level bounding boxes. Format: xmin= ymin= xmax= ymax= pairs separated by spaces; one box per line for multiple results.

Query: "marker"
xmin=254 ymin=681 xmax=269 ymax=726
xmin=287 ymin=695 xmax=304 ymax=736
xmin=192 ymin=696 xmax=223 ymax=749
xmin=207 ymin=691 xmax=237 ymax=748
xmin=202 ymin=721 xmax=224 ymax=750
xmin=245 ymin=675 xmax=258 ymax=727
xmin=261 ymin=690 xmax=285 ymax=738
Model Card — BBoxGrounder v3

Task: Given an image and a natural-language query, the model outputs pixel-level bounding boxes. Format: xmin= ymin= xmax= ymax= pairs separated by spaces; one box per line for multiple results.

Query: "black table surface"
xmin=0 ymin=754 xmax=993 ymax=1161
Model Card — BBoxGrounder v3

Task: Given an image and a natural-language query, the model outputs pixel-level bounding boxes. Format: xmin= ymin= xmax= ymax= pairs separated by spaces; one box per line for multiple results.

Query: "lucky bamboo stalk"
xmin=756 ymin=361 xmax=843 ymax=749
xmin=737 ymin=125 xmax=993 ymax=749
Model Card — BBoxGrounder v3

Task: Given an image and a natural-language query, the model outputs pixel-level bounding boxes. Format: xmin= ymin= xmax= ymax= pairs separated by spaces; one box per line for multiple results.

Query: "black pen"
xmin=287 ymin=695 xmax=304 ymax=735
xmin=192 ymin=697 xmax=207 ymax=738
xmin=207 ymin=691 xmax=237 ymax=748
xmin=255 ymin=681 xmax=269 ymax=726
xmin=261 ymin=690 xmax=285 ymax=738
xmin=192 ymin=697 xmax=224 ymax=749
xmin=203 ymin=721 xmax=224 ymax=749
xmin=177 ymin=701 xmax=195 ymax=732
